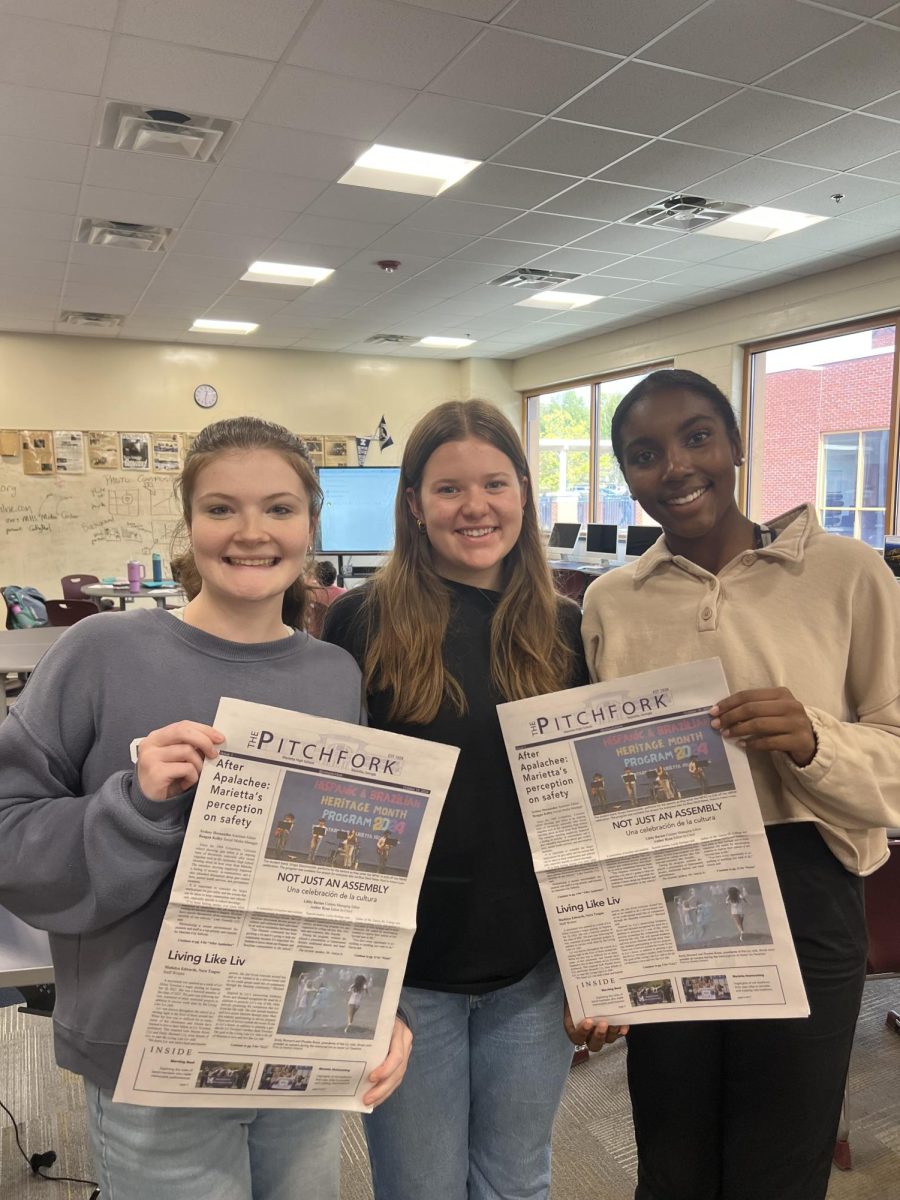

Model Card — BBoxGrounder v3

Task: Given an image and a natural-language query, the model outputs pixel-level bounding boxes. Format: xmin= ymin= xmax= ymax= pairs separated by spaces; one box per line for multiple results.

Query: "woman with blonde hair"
xmin=324 ymin=399 xmax=592 ymax=1200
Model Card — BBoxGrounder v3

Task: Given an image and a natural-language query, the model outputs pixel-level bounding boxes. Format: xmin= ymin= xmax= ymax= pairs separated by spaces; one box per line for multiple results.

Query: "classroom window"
xmin=746 ymin=323 xmax=898 ymax=542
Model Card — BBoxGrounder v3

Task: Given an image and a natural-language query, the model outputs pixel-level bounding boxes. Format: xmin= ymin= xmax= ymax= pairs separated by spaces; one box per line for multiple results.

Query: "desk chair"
xmin=45 ymin=599 xmax=98 ymax=626
xmin=60 ymin=573 xmax=99 ymax=600
xmin=833 ymin=833 xmax=900 ymax=1170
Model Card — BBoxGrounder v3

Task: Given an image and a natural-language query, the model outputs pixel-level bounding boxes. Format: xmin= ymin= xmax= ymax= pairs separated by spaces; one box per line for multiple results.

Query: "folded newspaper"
xmin=498 ymin=658 xmax=808 ymax=1025
xmin=115 ymin=696 xmax=458 ymax=1110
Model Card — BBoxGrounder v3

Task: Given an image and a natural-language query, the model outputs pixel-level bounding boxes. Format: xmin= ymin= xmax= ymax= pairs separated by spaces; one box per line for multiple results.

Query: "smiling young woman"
xmin=577 ymin=369 xmax=900 ymax=1200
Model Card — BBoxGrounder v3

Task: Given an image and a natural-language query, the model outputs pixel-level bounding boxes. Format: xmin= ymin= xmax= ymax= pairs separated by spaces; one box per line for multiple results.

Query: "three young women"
xmin=0 ymin=417 xmax=411 ymax=1200
xmin=323 ymin=399 xmax=597 ymax=1200
xmin=578 ymin=369 xmax=900 ymax=1200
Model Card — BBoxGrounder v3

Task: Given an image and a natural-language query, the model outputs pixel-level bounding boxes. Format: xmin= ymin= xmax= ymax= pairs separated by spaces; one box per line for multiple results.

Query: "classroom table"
xmin=0 ymin=626 xmax=66 ymax=715
xmin=82 ymin=583 xmax=184 ymax=610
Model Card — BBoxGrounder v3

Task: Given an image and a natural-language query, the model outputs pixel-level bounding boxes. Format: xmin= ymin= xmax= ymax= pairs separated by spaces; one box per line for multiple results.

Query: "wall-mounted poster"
xmin=0 ymin=430 xmax=19 ymax=456
xmin=152 ymin=433 xmax=182 ymax=473
xmin=88 ymin=431 xmax=120 ymax=470
xmin=53 ymin=430 xmax=85 ymax=474
xmin=324 ymin=436 xmax=349 ymax=467
xmin=121 ymin=432 xmax=150 ymax=471
xmin=21 ymin=430 xmax=54 ymax=474
xmin=300 ymin=435 xmax=324 ymax=467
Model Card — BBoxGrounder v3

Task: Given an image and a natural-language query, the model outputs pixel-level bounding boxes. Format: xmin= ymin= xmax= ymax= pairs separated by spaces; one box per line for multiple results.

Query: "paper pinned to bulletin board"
xmin=88 ymin=431 xmax=120 ymax=469
xmin=0 ymin=430 xmax=19 ymax=456
xmin=21 ymin=430 xmax=54 ymax=474
xmin=53 ymin=430 xmax=85 ymax=473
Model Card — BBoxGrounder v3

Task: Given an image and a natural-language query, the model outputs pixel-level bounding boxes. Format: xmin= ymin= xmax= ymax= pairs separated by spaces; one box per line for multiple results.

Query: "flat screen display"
xmin=547 ymin=522 xmax=581 ymax=550
xmin=317 ymin=467 xmax=400 ymax=554
xmin=625 ymin=524 xmax=662 ymax=556
xmin=586 ymin=523 xmax=618 ymax=554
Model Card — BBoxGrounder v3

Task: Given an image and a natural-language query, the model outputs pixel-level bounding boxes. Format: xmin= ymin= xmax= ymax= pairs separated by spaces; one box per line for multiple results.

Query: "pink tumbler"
xmin=127 ymin=560 xmax=146 ymax=593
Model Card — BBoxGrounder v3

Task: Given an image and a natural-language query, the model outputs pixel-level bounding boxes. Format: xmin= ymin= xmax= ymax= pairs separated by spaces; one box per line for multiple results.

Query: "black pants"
xmin=627 ymin=823 xmax=866 ymax=1200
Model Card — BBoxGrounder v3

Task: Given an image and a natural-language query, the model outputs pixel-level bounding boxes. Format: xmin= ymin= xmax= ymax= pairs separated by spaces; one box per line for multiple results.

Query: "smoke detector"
xmin=364 ymin=333 xmax=416 ymax=345
xmin=98 ymin=101 xmax=238 ymax=162
xmin=623 ymin=194 xmax=749 ymax=232
xmin=78 ymin=218 xmax=172 ymax=252
xmin=489 ymin=267 xmax=582 ymax=290
xmin=59 ymin=311 xmax=123 ymax=329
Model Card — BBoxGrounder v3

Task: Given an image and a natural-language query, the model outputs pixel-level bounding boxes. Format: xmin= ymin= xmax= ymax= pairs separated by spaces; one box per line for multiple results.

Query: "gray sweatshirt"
xmin=0 ymin=608 xmax=364 ymax=1088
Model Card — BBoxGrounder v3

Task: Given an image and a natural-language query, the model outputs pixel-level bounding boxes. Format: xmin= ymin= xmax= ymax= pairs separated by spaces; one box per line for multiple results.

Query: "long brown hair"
xmin=365 ymin=399 xmax=572 ymax=722
xmin=171 ymin=417 xmax=321 ymax=629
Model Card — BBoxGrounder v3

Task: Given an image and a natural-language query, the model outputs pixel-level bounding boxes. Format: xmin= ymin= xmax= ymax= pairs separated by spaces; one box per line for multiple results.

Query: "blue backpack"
xmin=2 ymin=585 xmax=48 ymax=629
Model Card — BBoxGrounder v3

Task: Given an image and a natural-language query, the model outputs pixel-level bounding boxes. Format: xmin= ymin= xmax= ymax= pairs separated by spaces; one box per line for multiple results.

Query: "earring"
xmin=416 ymin=519 xmax=427 ymax=534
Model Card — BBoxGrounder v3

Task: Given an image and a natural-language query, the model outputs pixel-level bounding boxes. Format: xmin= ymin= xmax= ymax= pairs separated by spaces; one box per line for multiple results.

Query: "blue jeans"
xmin=364 ymin=951 xmax=572 ymax=1200
xmin=83 ymin=1082 xmax=340 ymax=1200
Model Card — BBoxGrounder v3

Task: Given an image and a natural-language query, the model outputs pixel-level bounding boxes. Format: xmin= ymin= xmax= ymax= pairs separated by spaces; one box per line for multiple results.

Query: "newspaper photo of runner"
xmin=573 ymin=710 xmax=734 ymax=815
xmin=259 ymin=1063 xmax=313 ymax=1091
xmin=683 ymin=975 xmax=732 ymax=1002
xmin=195 ymin=1061 xmax=253 ymax=1090
xmin=277 ymin=961 xmax=387 ymax=1040
xmin=627 ymin=979 xmax=676 ymax=1007
xmin=663 ymin=877 xmax=772 ymax=951
xmin=263 ymin=769 xmax=424 ymax=879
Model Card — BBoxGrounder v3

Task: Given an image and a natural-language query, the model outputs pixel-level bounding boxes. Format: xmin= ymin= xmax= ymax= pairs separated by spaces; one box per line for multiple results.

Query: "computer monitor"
xmin=584 ymin=523 xmax=618 ymax=564
xmin=546 ymin=522 xmax=581 ymax=560
xmin=625 ymin=524 xmax=662 ymax=558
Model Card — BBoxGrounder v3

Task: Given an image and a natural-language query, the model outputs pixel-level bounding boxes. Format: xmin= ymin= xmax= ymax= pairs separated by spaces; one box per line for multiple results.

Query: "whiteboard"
xmin=1 ymin=455 xmax=185 ymax=600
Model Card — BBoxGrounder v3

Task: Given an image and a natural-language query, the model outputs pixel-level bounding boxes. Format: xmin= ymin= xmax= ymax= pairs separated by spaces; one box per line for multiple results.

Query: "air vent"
xmin=98 ymin=101 xmax=238 ymax=162
xmin=364 ymin=333 xmax=417 ymax=345
xmin=489 ymin=267 xmax=582 ymax=290
xmin=623 ymin=194 xmax=749 ymax=232
xmin=78 ymin=218 xmax=172 ymax=252
xmin=60 ymin=311 xmax=123 ymax=329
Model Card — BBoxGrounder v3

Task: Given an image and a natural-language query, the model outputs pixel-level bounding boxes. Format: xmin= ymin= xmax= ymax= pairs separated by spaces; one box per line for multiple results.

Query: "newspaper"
xmin=497 ymin=658 xmax=808 ymax=1025
xmin=115 ymin=696 xmax=458 ymax=1110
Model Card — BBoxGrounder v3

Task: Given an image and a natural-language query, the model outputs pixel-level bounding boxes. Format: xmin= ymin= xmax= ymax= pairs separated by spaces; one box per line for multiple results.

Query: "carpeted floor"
xmin=2 ymin=980 xmax=898 ymax=1199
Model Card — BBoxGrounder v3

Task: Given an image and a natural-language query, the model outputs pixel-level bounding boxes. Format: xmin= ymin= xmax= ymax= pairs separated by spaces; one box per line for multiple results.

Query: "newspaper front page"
xmin=497 ymin=658 xmax=808 ymax=1026
xmin=115 ymin=697 xmax=458 ymax=1110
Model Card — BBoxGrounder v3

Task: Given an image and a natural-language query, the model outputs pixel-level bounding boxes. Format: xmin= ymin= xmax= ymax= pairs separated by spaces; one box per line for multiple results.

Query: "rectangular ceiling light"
xmin=241 ymin=261 xmax=334 ymax=285
xmin=415 ymin=336 xmax=475 ymax=349
xmin=190 ymin=318 xmax=259 ymax=334
xmin=516 ymin=290 xmax=601 ymax=310
xmin=338 ymin=144 xmax=480 ymax=197
xmin=698 ymin=206 xmax=827 ymax=242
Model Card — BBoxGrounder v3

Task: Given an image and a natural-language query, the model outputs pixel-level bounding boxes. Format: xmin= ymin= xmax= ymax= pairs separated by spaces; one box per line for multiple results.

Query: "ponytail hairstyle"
xmin=364 ymin=399 xmax=573 ymax=723
xmin=171 ymin=417 xmax=322 ymax=629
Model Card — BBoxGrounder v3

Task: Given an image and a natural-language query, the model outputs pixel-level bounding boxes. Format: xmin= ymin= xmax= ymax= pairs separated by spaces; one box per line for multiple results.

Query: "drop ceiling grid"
xmin=0 ymin=0 xmax=897 ymax=350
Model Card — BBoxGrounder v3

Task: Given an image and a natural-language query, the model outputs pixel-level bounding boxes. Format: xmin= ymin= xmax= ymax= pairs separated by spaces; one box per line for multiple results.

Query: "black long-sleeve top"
xmin=323 ymin=579 xmax=588 ymax=993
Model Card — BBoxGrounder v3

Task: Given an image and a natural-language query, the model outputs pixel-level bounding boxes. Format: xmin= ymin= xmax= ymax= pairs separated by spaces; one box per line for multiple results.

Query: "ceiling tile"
xmin=201 ymin=165 xmax=328 ymax=210
xmin=250 ymin=66 xmax=415 ymax=141
xmin=671 ymin=89 xmax=837 ymax=154
xmin=404 ymin=198 xmax=522 ymax=235
xmin=446 ymin=163 xmax=577 ymax=208
xmin=774 ymin=172 xmax=900 ymax=213
xmin=0 ymin=133 xmax=86 ymax=184
xmin=257 ymin=241 xmax=361 ymax=269
xmin=0 ymin=83 xmax=98 ymax=145
xmin=85 ymin=148 xmax=214 ymax=197
xmin=120 ymin=0 xmax=313 ymax=59
xmin=377 ymin=93 xmax=537 ymax=161
xmin=103 ymin=35 xmax=274 ymax=119
xmin=559 ymin=63 xmax=738 ymax=137
xmin=861 ymin=93 xmax=900 ymax=120
xmin=430 ymin=28 xmax=619 ymax=114
xmin=763 ymin=113 xmax=900 ymax=171
xmin=495 ymin=121 xmax=648 ymax=177
xmin=278 ymin=214 xmax=391 ymax=247
xmin=762 ymin=25 xmax=900 ymax=108
xmin=639 ymin=0 xmax=855 ymax=84
xmin=590 ymin=255 xmax=683 ymax=280
xmin=538 ymin=180 xmax=668 ymax=220
xmin=77 ymin=185 xmax=195 ymax=226
xmin=598 ymin=140 xmax=746 ymax=190
xmin=172 ymin=228 xmax=274 ymax=260
xmin=223 ymin=124 xmax=368 ymax=181
xmin=498 ymin=0 xmax=708 ymax=55
xmin=496 ymin=210 xmax=607 ymax=245
xmin=2 ymin=0 xmax=116 ymax=26
xmin=852 ymin=151 xmax=900 ymax=183
xmin=807 ymin=0 xmax=895 ymax=15
xmin=288 ymin=0 xmax=480 ymax=89
xmin=692 ymin=157 xmax=834 ymax=204
xmin=837 ymin=193 xmax=900 ymax=227
xmin=184 ymin=201 xmax=298 ymax=238
xmin=526 ymin=246 xmax=635 ymax=273
xmin=875 ymin=3 xmax=900 ymax=24
xmin=365 ymin=228 xmax=476 ymax=257
xmin=568 ymin=223 xmax=678 ymax=253
xmin=0 ymin=176 xmax=79 ymax=214
xmin=0 ymin=231 xmax=72 ymax=261
xmin=615 ymin=280 xmax=695 ymax=301
xmin=450 ymin=237 xmax=564 ymax=264
xmin=0 ymin=15 xmax=109 ymax=94
xmin=305 ymin=184 xmax=430 ymax=223
xmin=624 ymin=231 xmax=737 ymax=261
xmin=659 ymin=261 xmax=758 ymax=286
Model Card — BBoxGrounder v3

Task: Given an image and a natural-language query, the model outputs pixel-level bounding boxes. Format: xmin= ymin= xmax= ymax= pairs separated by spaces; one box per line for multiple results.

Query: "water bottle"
xmin=152 ymin=552 xmax=163 ymax=582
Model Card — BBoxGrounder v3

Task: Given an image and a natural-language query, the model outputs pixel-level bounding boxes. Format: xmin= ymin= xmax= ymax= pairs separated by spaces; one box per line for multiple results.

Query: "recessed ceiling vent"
xmin=59 ymin=311 xmax=123 ymax=329
xmin=623 ymin=194 xmax=749 ymax=232
xmin=364 ymin=333 xmax=417 ymax=345
xmin=77 ymin=217 xmax=172 ymax=252
xmin=98 ymin=101 xmax=238 ymax=162
xmin=489 ymin=267 xmax=581 ymax=290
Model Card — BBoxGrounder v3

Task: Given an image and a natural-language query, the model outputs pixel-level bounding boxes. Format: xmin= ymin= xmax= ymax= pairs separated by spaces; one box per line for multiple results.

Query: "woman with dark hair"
xmin=323 ymin=399 xmax=603 ymax=1200
xmin=577 ymin=368 xmax=900 ymax=1200
xmin=0 ymin=416 xmax=412 ymax=1200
